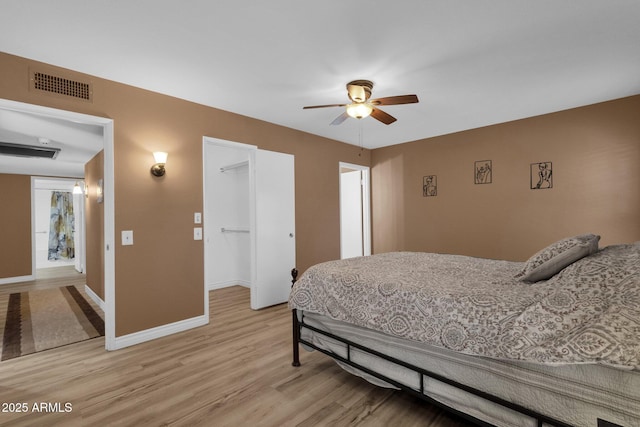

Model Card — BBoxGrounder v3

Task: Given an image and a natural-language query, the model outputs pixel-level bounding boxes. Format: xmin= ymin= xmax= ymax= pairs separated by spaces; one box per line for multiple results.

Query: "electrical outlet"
xmin=194 ymin=212 xmax=202 ymax=224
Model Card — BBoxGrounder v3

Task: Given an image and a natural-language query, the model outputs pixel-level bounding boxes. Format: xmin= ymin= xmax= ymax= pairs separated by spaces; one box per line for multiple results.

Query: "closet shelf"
xmin=219 ymin=160 xmax=249 ymax=172
xmin=221 ymin=227 xmax=250 ymax=233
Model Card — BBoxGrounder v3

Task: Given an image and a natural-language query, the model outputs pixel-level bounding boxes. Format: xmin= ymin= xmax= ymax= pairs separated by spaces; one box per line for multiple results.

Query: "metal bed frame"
xmin=289 ymin=268 xmax=581 ymax=427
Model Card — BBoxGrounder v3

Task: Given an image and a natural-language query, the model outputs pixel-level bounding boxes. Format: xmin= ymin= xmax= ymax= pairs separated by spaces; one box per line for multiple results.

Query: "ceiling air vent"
xmin=31 ymin=71 xmax=93 ymax=101
xmin=0 ymin=142 xmax=61 ymax=159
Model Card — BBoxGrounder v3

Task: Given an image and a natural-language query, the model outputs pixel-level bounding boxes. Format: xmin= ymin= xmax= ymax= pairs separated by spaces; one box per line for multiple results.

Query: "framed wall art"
xmin=474 ymin=160 xmax=492 ymax=184
xmin=423 ymin=175 xmax=437 ymax=197
xmin=531 ymin=162 xmax=553 ymax=189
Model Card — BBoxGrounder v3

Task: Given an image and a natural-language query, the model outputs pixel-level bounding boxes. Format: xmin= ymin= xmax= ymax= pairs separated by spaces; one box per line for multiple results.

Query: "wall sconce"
xmin=72 ymin=181 xmax=83 ymax=195
xmin=72 ymin=181 xmax=89 ymax=198
xmin=151 ymin=151 xmax=168 ymax=177
xmin=96 ymin=179 xmax=103 ymax=203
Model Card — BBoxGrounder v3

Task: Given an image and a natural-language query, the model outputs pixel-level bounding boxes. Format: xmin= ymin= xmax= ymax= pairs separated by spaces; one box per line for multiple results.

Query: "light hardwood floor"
xmin=0 ymin=271 xmax=469 ymax=427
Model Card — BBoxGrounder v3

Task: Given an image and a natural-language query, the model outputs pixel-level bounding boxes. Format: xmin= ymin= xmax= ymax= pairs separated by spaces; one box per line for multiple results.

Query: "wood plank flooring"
xmin=0 ymin=271 xmax=469 ymax=427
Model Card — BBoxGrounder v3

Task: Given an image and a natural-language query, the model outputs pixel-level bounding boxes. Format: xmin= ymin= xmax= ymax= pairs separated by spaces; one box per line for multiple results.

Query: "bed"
xmin=288 ymin=235 xmax=640 ymax=427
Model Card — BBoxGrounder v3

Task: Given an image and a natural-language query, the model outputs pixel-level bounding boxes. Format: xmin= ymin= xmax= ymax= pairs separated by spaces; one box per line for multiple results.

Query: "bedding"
xmin=515 ymin=233 xmax=600 ymax=282
xmin=289 ymin=243 xmax=640 ymax=369
xmin=299 ymin=311 xmax=640 ymax=427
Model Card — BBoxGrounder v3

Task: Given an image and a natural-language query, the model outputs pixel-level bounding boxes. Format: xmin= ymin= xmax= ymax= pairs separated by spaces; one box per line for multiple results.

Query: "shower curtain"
xmin=48 ymin=191 xmax=75 ymax=260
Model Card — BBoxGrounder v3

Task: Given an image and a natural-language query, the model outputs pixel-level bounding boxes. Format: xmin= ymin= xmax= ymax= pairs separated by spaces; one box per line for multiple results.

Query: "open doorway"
xmin=32 ymin=177 xmax=86 ymax=273
xmin=0 ymin=98 xmax=115 ymax=351
xmin=339 ymin=162 xmax=371 ymax=259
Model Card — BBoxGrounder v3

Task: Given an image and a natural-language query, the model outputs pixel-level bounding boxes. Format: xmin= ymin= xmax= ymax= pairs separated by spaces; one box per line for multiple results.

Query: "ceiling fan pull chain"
xmin=358 ymin=121 xmax=364 ymax=155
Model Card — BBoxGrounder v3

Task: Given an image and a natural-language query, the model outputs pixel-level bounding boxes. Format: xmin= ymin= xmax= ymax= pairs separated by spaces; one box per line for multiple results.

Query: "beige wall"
xmin=371 ymin=96 xmax=640 ymax=261
xmin=0 ymin=174 xmax=32 ymax=278
xmin=0 ymin=52 xmax=370 ymax=336
xmin=85 ymin=151 xmax=104 ymax=299
xmin=6 ymin=49 xmax=636 ymax=339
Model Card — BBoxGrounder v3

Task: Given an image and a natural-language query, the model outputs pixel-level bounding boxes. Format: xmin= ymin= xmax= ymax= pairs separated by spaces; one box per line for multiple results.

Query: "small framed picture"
xmin=423 ymin=175 xmax=437 ymax=197
xmin=474 ymin=160 xmax=492 ymax=184
xmin=530 ymin=162 xmax=553 ymax=189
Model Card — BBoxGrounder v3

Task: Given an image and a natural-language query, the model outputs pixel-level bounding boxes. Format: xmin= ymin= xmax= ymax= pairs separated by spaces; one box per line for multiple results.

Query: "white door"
xmin=251 ymin=149 xmax=296 ymax=309
xmin=339 ymin=163 xmax=371 ymax=259
xmin=340 ymin=170 xmax=363 ymax=258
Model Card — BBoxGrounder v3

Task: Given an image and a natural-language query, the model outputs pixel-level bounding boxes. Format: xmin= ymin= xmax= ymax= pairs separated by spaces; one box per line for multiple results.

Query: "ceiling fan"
xmin=303 ymin=79 xmax=419 ymax=125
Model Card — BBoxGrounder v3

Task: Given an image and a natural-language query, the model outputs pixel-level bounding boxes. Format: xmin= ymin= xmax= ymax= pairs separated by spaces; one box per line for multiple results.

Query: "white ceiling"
xmin=0 ymin=107 xmax=104 ymax=177
xmin=1 ymin=1 xmax=639 ymax=153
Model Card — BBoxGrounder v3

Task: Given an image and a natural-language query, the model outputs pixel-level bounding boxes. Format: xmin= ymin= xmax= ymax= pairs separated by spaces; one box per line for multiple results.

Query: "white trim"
xmin=0 ymin=275 xmax=34 ymax=285
xmin=201 ymin=141 xmax=209 ymax=321
xmin=102 ymin=121 xmax=116 ymax=351
xmin=112 ymin=315 xmax=208 ymax=350
xmin=207 ymin=280 xmax=251 ymax=291
xmin=203 ymin=137 xmax=257 ymax=151
xmin=84 ymin=284 xmax=106 ymax=312
xmin=361 ymin=167 xmax=372 ymax=256
xmin=0 ymin=99 xmax=115 ymax=353
xmin=248 ymin=149 xmax=258 ymax=308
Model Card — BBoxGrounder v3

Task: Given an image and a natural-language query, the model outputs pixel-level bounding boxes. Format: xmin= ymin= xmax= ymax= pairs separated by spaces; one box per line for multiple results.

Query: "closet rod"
xmin=220 ymin=227 xmax=250 ymax=233
xmin=219 ymin=160 xmax=249 ymax=172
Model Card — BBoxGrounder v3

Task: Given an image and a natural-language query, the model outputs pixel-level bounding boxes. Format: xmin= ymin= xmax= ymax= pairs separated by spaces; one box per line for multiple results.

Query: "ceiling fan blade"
xmin=303 ymin=103 xmax=347 ymax=109
xmin=370 ymin=107 xmax=397 ymax=125
xmin=370 ymin=94 xmax=419 ymax=106
xmin=330 ymin=112 xmax=349 ymax=125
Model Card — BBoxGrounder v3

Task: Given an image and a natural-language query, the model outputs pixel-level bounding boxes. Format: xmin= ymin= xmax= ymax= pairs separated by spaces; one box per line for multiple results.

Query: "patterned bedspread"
xmin=289 ymin=244 xmax=640 ymax=369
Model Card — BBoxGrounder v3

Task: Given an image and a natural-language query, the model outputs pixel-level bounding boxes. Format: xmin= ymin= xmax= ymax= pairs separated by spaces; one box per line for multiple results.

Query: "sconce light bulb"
xmin=72 ymin=181 xmax=83 ymax=195
xmin=153 ymin=151 xmax=168 ymax=164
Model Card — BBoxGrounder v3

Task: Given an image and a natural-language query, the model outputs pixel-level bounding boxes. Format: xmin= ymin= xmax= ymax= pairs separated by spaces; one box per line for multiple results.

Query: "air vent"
xmin=31 ymin=71 xmax=92 ymax=101
xmin=0 ymin=142 xmax=60 ymax=159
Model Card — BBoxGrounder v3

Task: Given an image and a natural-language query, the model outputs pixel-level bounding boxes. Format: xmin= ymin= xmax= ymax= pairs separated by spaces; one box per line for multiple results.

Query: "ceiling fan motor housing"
xmin=347 ymin=80 xmax=373 ymax=103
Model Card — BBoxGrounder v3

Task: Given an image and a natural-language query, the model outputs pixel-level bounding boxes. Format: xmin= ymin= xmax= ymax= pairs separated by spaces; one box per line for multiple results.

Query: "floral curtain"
xmin=48 ymin=191 xmax=75 ymax=260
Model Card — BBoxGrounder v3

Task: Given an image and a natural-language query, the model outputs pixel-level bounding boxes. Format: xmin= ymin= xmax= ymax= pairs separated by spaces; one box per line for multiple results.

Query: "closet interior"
xmin=203 ymin=137 xmax=295 ymax=310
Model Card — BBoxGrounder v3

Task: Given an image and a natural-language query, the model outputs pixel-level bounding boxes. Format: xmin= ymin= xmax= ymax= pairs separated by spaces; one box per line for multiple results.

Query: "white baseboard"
xmin=0 ymin=275 xmax=35 ymax=286
xmin=111 ymin=315 xmax=208 ymax=351
xmin=208 ymin=279 xmax=251 ymax=291
xmin=84 ymin=284 xmax=106 ymax=311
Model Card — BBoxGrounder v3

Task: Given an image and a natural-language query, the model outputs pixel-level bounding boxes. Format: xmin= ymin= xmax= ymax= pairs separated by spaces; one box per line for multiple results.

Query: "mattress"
xmin=299 ymin=311 xmax=640 ymax=427
xmin=290 ymin=245 xmax=640 ymax=369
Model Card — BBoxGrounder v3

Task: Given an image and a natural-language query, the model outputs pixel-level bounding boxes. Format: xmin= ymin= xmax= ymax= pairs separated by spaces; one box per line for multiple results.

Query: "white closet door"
xmin=340 ymin=170 xmax=363 ymax=259
xmin=251 ymin=149 xmax=295 ymax=309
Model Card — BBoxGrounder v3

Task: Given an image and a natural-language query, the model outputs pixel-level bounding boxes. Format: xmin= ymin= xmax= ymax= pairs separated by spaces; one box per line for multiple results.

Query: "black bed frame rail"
xmin=290 ymin=269 xmax=574 ymax=427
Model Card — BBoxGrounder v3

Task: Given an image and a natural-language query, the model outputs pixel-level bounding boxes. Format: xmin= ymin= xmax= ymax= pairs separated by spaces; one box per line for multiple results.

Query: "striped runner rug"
xmin=1 ymin=286 xmax=104 ymax=361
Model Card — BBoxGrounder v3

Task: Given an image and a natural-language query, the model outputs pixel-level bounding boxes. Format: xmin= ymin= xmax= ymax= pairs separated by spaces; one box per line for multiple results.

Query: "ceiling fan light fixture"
xmin=346 ymin=103 xmax=373 ymax=119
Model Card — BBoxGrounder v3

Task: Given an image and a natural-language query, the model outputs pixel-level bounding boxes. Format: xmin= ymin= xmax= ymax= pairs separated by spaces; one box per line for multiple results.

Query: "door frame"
xmin=0 ymin=98 xmax=115 ymax=351
xmin=202 ymin=136 xmax=257 ymax=318
xmin=339 ymin=162 xmax=371 ymax=258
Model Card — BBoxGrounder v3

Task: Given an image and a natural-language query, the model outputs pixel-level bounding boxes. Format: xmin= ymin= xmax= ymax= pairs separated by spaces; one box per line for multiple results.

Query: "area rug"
xmin=1 ymin=286 xmax=104 ymax=361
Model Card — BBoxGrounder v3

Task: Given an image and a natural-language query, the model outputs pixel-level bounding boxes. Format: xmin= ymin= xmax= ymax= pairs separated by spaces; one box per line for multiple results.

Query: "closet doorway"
xmin=339 ymin=162 xmax=371 ymax=259
xmin=203 ymin=137 xmax=295 ymax=310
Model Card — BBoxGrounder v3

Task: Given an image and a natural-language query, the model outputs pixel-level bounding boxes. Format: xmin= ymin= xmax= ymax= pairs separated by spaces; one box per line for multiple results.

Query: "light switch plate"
xmin=194 ymin=227 xmax=203 ymax=240
xmin=194 ymin=212 xmax=202 ymax=224
xmin=121 ymin=230 xmax=134 ymax=246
